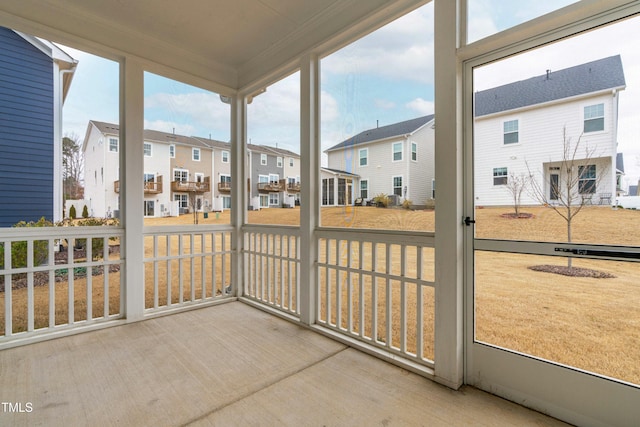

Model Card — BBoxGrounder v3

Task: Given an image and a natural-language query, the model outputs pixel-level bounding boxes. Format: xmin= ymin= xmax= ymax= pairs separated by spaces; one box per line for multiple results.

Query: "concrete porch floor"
xmin=0 ymin=302 xmax=569 ymax=426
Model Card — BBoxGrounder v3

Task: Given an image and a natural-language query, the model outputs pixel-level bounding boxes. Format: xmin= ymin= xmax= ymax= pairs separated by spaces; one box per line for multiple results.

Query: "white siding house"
xmin=474 ymin=55 xmax=626 ymax=207
xmin=82 ymin=121 xmax=120 ymax=218
xmin=325 ymin=115 xmax=435 ymax=206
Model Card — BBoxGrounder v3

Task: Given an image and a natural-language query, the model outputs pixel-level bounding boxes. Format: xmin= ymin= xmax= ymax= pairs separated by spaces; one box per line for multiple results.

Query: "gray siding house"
xmin=0 ymin=27 xmax=76 ymax=226
xmin=247 ymin=144 xmax=300 ymax=209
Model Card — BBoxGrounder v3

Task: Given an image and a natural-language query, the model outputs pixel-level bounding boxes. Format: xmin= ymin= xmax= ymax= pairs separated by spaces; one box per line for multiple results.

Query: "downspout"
xmin=611 ymin=89 xmax=619 ymax=203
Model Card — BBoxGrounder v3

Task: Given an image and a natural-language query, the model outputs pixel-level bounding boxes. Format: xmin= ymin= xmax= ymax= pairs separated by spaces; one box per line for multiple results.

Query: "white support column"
xmin=121 ymin=56 xmax=145 ymax=322
xmin=434 ymin=0 xmax=464 ymax=389
xmin=231 ymin=94 xmax=247 ymax=297
xmin=299 ymin=54 xmax=320 ymax=325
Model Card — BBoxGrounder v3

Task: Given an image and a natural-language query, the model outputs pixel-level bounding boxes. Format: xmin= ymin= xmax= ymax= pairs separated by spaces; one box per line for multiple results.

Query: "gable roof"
xmin=475 ymin=55 xmax=626 ymax=117
xmin=616 ymin=152 xmax=624 ymax=173
xmin=325 ymin=114 xmax=434 ymax=152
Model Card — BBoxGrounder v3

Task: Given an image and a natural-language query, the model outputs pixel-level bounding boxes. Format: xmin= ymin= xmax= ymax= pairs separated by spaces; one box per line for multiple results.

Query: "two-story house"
xmin=83 ymin=121 xmax=215 ymax=217
xmin=247 ymin=144 xmax=288 ymax=209
xmin=0 ymin=26 xmax=76 ymax=226
xmin=325 ymin=115 xmax=435 ymax=206
xmin=474 ymin=55 xmax=625 ymax=207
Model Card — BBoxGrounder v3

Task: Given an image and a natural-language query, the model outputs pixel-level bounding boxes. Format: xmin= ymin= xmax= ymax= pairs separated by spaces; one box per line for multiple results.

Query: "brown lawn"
xmin=2 ymin=205 xmax=639 ymax=385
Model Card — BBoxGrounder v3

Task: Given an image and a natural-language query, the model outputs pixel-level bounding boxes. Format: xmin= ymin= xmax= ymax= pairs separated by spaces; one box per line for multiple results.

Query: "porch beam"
xmin=299 ymin=54 xmax=320 ymax=325
xmin=121 ymin=56 xmax=145 ymax=321
xmin=433 ymin=0 xmax=464 ymax=388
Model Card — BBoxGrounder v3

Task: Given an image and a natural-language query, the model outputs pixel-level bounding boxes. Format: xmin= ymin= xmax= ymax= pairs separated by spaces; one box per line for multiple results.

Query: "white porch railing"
xmin=242 ymin=225 xmax=300 ymax=317
xmin=1 ymin=226 xmax=124 ymax=345
xmin=316 ymin=228 xmax=435 ymax=367
xmin=143 ymin=225 xmax=234 ymax=314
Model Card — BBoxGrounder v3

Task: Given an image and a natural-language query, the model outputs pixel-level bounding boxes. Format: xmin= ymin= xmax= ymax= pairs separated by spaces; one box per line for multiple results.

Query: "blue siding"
xmin=0 ymin=27 xmax=54 ymax=227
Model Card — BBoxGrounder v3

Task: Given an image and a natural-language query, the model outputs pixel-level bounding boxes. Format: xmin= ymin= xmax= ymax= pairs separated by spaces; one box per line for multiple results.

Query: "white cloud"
xmin=405 ymin=98 xmax=434 ymax=115
xmin=322 ymin=4 xmax=434 ymax=84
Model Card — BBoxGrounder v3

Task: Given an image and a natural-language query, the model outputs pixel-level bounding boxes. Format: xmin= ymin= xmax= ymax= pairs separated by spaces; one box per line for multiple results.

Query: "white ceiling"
xmin=0 ymin=0 xmax=426 ymax=91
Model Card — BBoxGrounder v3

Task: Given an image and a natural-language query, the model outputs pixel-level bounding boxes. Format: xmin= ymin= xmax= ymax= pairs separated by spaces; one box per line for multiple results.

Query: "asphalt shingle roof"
xmin=474 ymin=55 xmax=625 ymax=117
xmin=326 ymin=114 xmax=434 ymax=152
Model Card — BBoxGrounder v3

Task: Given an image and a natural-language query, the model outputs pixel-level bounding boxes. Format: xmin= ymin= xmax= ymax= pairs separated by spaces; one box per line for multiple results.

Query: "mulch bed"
xmin=528 ymin=264 xmax=616 ymax=278
xmin=0 ymin=245 xmax=121 ymax=292
xmin=500 ymin=212 xmax=534 ymax=219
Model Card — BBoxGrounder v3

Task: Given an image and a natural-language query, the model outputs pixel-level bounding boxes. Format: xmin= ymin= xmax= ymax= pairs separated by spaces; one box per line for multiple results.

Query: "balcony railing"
xmin=286 ymin=181 xmax=301 ymax=192
xmin=171 ymin=177 xmax=210 ymax=193
xmin=114 ymin=175 xmax=163 ymax=194
xmin=257 ymin=181 xmax=284 ymax=192
xmin=218 ymin=181 xmax=231 ymax=193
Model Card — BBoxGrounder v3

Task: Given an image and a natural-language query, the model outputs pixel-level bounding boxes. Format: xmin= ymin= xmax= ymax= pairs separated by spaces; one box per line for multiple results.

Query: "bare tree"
xmin=527 ymin=128 xmax=607 ymax=268
xmin=188 ymin=192 xmax=200 ymax=225
xmin=504 ymin=172 xmax=530 ymax=217
xmin=62 ymin=133 xmax=84 ymax=201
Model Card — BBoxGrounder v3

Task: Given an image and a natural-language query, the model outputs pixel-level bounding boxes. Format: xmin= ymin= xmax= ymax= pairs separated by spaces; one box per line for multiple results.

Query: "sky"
xmin=59 ymin=1 xmax=640 ymax=187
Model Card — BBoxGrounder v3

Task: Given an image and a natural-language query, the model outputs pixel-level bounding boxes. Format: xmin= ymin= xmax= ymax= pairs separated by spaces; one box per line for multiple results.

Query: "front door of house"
xmin=464 ymin=14 xmax=639 ymax=426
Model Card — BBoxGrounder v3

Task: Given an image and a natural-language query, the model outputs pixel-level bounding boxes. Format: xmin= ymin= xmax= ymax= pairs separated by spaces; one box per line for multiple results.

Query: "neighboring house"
xmin=628 ymin=185 xmax=638 ymax=197
xmin=320 ymin=168 xmax=360 ymax=207
xmin=325 ymin=115 xmax=435 ymax=206
xmin=83 ymin=121 xmax=302 ymax=216
xmin=616 ymin=152 xmax=625 ymax=196
xmin=474 ymin=55 xmax=625 ymax=207
xmin=0 ymin=26 xmax=76 ymax=226
xmin=83 ymin=121 xmax=216 ymax=217
xmin=247 ymin=144 xmax=300 ymax=209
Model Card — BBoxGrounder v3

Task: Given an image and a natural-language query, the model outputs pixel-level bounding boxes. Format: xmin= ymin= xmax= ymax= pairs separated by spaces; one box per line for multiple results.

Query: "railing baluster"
xmin=104 ymin=235 xmax=110 ymax=318
xmin=86 ymin=238 xmax=93 ymax=322
xmin=201 ymin=233 xmax=206 ymax=299
xmin=68 ymin=239 xmax=74 ymax=325
xmin=4 ymin=240 xmax=13 ymax=336
xmin=371 ymin=242 xmax=378 ymax=344
xmin=190 ymin=234 xmax=195 ymax=302
xmin=347 ymin=239 xmax=353 ymax=333
xmin=178 ymin=234 xmax=184 ymax=304
xmin=359 ymin=240 xmax=365 ymax=338
xmin=385 ymin=243 xmax=392 ymax=348
xmin=153 ymin=235 xmax=159 ymax=309
xmin=167 ymin=235 xmax=172 ymax=307
xmin=27 ymin=240 xmax=34 ymax=332
xmin=49 ymin=239 xmax=55 ymax=327
xmin=400 ymin=244 xmax=407 ymax=353
xmin=417 ymin=246 xmax=424 ymax=359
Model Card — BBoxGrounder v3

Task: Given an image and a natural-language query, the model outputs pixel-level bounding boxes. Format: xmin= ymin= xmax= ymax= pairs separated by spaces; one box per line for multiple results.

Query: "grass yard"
xmin=1 ymin=205 xmax=639 ymax=385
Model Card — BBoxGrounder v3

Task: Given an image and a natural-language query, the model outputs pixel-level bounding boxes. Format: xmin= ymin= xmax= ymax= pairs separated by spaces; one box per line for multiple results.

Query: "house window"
xmin=493 ymin=167 xmax=508 ymax=185
xmin=503 ymin=119 xmax=519 ymax=144
xmin=277 ymin=157 xmax=283 ymax=168
xmin=222 ymin=151 xmax=229 ymax=163
xmin=411 ymin=142 xmax=417 ymax=161
xmin=269 ymin=193 xmax=279 ymax=206
xmin=360 ymin=180 xmax=368 ymax=199
xmin=144 ymin=173 xmax=155 ymax=183
xmin=584 ymin=103 xmax=604 ymax=132
xmin=392 ymin=142 xmax=403 ymax=161
xmin=174 ymin=194 xmax=188 ymax=209
xmin=322 ymin=178 xmax=335 ymax=205
xmin=261 ymin=153 xmax=267 ymax=165
xmin=432 ymin=179 xmax=435 ymax=199
xmin=222 ymin=196 xmax=231 ymax=209
xmin=194 ymin=173 xmax=204 ymax=183
xmin=269 ymin=173 xmax=279 ymax=184
xmin=260 ymin=195 xmax=269 ymax=208
xmin=258 ymin=175 xmax=269 ymax=184
xmin=143 ymin=142 xmax=152 ymax=157
xmin=393 ymin=176 xmax=403 ymax=196
xmin=289 ymin=157 xmax=294 ymax=167
xmin=359 ymin=148 xmax=368 ymax=166
xmin=220 ymin=174 xmax=231 ymax=184
xmin=192 ymin=147 xmax=201 ymax=161
xmin=143 ymin=200 xmax=155 ymax=216
xmin=578 ymin=165 xmax=596 ymax=194
xmin=109 ymin=138 xmax=118 ymax=153
xmin=174 ymin=168 xmax=188 ymax=182
xmin=169 ymin=144 xmax=175 ymax=158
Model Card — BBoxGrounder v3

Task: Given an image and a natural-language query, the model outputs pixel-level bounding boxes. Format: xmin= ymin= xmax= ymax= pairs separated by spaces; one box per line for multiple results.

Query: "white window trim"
xmin=261 ymin=153 xmax=267 ymax=165
xmin=277 ymin=156 xmax=283 ymax=168
xmin=169 ymin=144 xmax=175 ymax=158
xmin=269 ymin=192 xmax=280 ymax=206
xmin=502 ymin=118 xmax=520 ymax=145
xmin=222 ymin=151 xmax=229 ymax=163
xmin=392 ymin=175 xmax=403 ymax=196
xmin=194 ymin=172 xmax=204 ymax=183
xmin=258 ymin=174 xmax=269 ymax=183
xmin=144 ymin=142 xmax=152 ymax=157
xmin=109 ymin=138 xmax=118 ymax=153
xmin=359 ymin=148 xmax=369 ymax=167
xmin=392 ymin=142 xmax=403 ymax=162
xmin=582 ymin=102 xmax=605 ymax=134
xmin=173 ymin=168 xmax=189 ymax=182
xmin=192 ymin=147 xmax=201 ymax=161
xmin=360 ymin=179 xmax=369 ymax=198
xmin=289 ymin=157 xmax=294 ymax=167
xmin=411 ymin=142 xmax=417 ymax=162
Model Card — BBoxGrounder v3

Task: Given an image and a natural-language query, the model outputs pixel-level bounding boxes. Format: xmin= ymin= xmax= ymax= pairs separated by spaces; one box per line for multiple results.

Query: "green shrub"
xmin=69 ymin=205 xmax=77 ymax=219
xmin=82 ymin=205 xmax=89 ymax=218
xmin=402 ymin=199 xmax=413 ymax=210
xmin=0 ymin=217 xmax=53 ymax=269
xmin=60 ymin=217 xmax=120 ymax=260
xmin=373 ymin=193 xmax=389 ymax=208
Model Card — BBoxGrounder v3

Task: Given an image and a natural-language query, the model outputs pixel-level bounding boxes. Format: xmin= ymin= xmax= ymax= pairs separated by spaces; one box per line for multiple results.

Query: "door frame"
xmin=462 ymin=5 xmax=640 ymax=426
